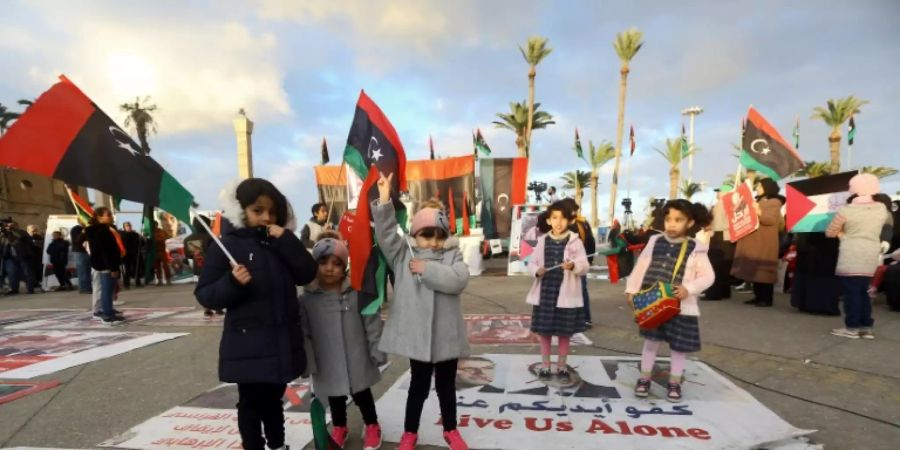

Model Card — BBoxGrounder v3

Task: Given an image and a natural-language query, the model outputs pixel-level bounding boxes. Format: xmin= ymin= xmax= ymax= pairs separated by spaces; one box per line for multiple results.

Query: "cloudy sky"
xmin=2 ymin=0 xmax=899 ymax=222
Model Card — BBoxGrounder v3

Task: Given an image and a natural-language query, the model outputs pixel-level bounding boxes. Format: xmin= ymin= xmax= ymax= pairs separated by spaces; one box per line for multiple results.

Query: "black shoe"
xmin=538 ymin=367 xmax=552 ymax=381
xmin=743 ymin=298 xmax=758 ymax=305
xmin=101 ymin=315 xmax=125 ymax=325
xmin=557 ymin=369 xmax=571 ymax=383
xmin=634 ymin=378 xmax=651 ymax=398
xmin=3 ymin=291 xmax=18 ymax=296
xmin=667 ymin=382 xmax=683 ymax=403
xmin=203 ymin=309 xmax=214 ymax=318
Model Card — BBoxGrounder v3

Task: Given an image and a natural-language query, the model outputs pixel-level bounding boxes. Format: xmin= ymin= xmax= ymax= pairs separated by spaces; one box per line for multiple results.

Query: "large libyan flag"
xmin=740 ymin=106 xmax=804 ymax=181
xmin=480 ymin=157 xmax=528 ymax=239
xmin=0 ymin=76 xmax=193 ymax=223
xmin=406 ymin=155 xmax=475 ymax=235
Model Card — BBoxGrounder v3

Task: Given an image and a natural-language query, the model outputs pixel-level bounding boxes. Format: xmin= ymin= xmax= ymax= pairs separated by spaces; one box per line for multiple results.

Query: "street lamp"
xmin=681 ymin=106 xmax=704 ymax=185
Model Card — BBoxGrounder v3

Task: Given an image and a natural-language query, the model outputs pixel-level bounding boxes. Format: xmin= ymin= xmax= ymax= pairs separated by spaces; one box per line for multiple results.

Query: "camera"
xmin=527 ymin=181 xmax=548 ymax=199
xmin=621 ymin=198 xmax=633 ymax=213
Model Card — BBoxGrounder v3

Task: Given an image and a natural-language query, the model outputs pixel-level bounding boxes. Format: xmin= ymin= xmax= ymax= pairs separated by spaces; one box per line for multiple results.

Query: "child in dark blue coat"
xmin=195 ymin=178 xmax=317 ymax=450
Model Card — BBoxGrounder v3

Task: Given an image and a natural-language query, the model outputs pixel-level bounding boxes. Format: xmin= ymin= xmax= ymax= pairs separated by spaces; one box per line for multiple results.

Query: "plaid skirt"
xmin=639 ymin=315 xmax=701 ymax=353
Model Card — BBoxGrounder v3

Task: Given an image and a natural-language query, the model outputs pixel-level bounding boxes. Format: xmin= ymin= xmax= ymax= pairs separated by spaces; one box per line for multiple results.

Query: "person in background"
xmin=705 ymin=185 xmax=735 ymax=300
xmin=153 ymin=220 xmax=172 ymax=285
xmin=561 ymin=198 xmax=596 ymax=327
xmin=184 ymin=215 xmax=222 ymax=317
xmin=27 ymin=225 xmax=44 ymax=291
xmin=84 ymin=207 xmax=125 ymax=324
xmin=300 ymin=203 xmax=331 ymax=248
xmin=3 ymin=222 xmax=36 ymax=296
xmin=120 ymin=222 xmax=142 ymax=289
xmin=46 ymin=231 xmax=73 ymax=291
xmin=731 ymin=178 xmax=785 ymax=307
xmin=70 ymin=224 xmax=91 ymax=294
xmin=545 ymin=186 xmax=559 ymax=203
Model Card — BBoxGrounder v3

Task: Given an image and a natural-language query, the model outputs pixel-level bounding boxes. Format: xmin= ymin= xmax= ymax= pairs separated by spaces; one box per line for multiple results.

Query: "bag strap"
xmin=669 ymin=240 xmax=689 ymax=284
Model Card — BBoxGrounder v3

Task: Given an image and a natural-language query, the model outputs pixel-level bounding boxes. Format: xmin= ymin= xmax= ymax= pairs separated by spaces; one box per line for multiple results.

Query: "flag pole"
xmin=326 ymin=161 xmax=347 ymax=225
xmin=626 ymin=152 xmax=633 ymax=197
xmin=193 ymin=210 xmax=238 ymax=267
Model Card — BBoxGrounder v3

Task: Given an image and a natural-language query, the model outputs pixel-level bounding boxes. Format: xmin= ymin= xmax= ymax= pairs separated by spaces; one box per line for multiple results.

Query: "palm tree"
xmin=519 ymin=36 xmax=553 ymax=158
xmin=0 ymin=103 xmax=19 ymax=135
xmin=607 ymin=27 xmax=644 ymax=225
xmin=120 ymin=96 xmax=158 ymax=155
xmin=795 ymin=161 xmax=833 ymax=178
xmin=860 ymin=166 xmax=899 ymax=179
xmin=811 ymin=96 xmax=868 ymax=174
xmin=493 ymin=101 xmax=555 ymax=157
xmin=655 ymin=138 xmax=692 ymax=199
xmin=561 ymin=170 xmax=591 ymax=209
xmin=586 ymin=140 xmax=616 ymax=227
xmin=681 ymin=181 xmax=703 ymax=200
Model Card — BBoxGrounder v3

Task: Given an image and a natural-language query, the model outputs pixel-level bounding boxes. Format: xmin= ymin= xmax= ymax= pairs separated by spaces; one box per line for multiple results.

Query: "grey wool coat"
xmin=299 ymin=279 xmax=387 ymax=398
xmin=372 ymin=200 xmax=471 ymax=363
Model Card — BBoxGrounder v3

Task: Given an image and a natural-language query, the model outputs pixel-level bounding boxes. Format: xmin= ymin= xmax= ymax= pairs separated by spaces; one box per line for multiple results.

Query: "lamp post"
xmin=681 ymin=106 xmax=704 ymax=185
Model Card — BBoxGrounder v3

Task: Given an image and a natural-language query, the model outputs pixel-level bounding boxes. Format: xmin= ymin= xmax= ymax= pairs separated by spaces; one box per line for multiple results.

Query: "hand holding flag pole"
xmin=544 ymin=252 xmax=599 ymax=272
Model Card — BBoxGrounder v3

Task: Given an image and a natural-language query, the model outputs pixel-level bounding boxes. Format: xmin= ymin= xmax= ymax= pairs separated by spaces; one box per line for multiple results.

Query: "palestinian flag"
xmin=474 ymin=128 xmax=491 ymax=156
xmin=343 ymin=90 xmax=406 ymax=316
xmin=479 ymin=157 xmax=528 ymax=239
xmin=786 ymin=171 xmax=856 ymax=232
xmin=0 ymin=76 xmax=194 ymax=223
xmin=406 ymin=155 xmax=475 ymax=236
xmin=848 ymin=116 xmax=856 ymax=146
xmin=65 ymin=185 xmax=93 ymax=225
xmin=314 ymin=165 xmax=348 ymax=223
xmin=740 ymin=106 xmax=804 ymax=181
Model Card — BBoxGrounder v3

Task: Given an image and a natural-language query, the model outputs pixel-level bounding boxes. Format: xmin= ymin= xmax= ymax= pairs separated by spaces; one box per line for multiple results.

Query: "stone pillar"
xmin=233 ymin=110 xmax=254 ymax=179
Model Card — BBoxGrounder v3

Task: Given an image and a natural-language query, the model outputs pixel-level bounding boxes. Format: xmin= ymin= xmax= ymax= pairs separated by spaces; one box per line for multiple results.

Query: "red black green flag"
xmin=344 ymin=90 xmax=406 ymax=315
xmin=479 ymin=157 xmax=528 ymax=239
xmin=0 ymin=76 xmax=194 ymax=223
xmin=65 ymin=185 xmax=93 ymax=225
xmin=740 ymin=106 xmax=804 ymax=180
xmin=406 ymin=155 xmax=475 ymax=236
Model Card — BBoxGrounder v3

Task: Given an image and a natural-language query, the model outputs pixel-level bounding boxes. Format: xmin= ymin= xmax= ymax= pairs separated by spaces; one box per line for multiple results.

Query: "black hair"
xmin=536 ymin=210 xmax=552 ymax=234
xmin=558 ymin=198 xmax=580 ymax=219
xmin=236 ymin=178 xmax=290 ymax=227
xmin=311 ymin=202 xmax=327 ymax=216
xmin=872 ymin=193 xmax=892 ymax=211
xmin=755 ymin=178 xmax=785 ymax=203
xmin=688 ymin=202 xmax=713 ymax=237
xmin=89 ymin=207 xmax=112 ymax=226
xmin=650 ymin=203 xmax=666 ymax=231
xmin=547 ymin=200 xmax=576 ymax=221
xmin=415 ymin=226 xmax=449 ymax=240
xmin=662 ymin=199 xmax=701 ymax=223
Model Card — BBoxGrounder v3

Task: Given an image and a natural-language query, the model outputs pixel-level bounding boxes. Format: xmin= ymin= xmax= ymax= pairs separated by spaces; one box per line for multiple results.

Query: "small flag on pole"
xmin=574 ymin=128 xmax=585 ymax=162
xmin=629 ymin=125 xmax=636 ymax=156
xmin=680 ymin=124 xmax=689 ymax=158
xmin=473 ymin=128 xmax=492 ymax=156
xmin=429 ymin=134 xmax=435 ymax=160
xmin=792 ymin=118 xmax=800 ymax=150
xmin=320 ymin=137 xmax=329 ymax=165
xmin=848 ymin=116 xmax=856 ymax=146
xmin=65 ymin=185 xmax=93 ymax=225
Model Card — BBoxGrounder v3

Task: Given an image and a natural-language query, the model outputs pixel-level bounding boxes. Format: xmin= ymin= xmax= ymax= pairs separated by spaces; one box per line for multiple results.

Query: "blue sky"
xmin=2 ymin=0 xmax=899 ymax=223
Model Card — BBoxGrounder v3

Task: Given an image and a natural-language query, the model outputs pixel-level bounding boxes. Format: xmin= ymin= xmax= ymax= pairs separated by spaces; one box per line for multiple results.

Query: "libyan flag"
xmin=0 ymin=76 xmax=194 ymax=223
xmin=406 ymin=155 xmax=475 ymax=235
xmin=343 ymin=90 xmax=407 ymax=315
xmin=786 ymin=171 xmax=856 ymax=233
xmin=479 ymin=157 xmax=528 ymax=239
xmin=740 ymin=106 xmax=804 ymax=181
xmin=314 ymin=165 xmax=348 ymax=224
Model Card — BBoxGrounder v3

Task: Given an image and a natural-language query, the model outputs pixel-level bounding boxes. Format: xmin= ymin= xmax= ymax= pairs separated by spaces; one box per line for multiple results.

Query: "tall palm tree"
xmin=681 ymin=181 xmax=702 ymax=200
xmin=655 ymin=138 xmax=692 ymax=199
xmin=795 ymin=161 xmax=833 ymax=178
xmin=586 ymin=140 xmax=616 ymax=227
xmin=860 ymin=166 xmax=899 ymax=179
xmin=519 ymin=36 xmax=553 ymax=158
xmin=493 ymin=101 xmax=555 ymax=157
xmin=120 ymin=96 xmax=158 ymax=155
xmin=810 ymin=96 xmax=868 ymax=174
xmin=561 ymin=170 xmax=591 ymax=209
xmin=0 ymin=103 xmax=19 ymax=135
xmin=607 ymin=27 xmax=644 ymax=225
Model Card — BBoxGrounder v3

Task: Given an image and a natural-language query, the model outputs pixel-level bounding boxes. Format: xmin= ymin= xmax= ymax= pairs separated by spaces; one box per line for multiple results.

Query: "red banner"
xmin=722 ymin=183 xmax=759 ymax=242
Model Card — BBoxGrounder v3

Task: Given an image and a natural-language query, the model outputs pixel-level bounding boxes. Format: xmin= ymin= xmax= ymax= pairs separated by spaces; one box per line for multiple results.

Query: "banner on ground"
xmin=314 ymin=165 xmax=348 ymax=224
xmin=4 ymin=307 xmax=194 ymax=330
xmin=0 ymin=380 xmax=62 ymax=405
xmin=375 ymin=354 xmax=814 ymax=450
xmin=0 ymin=309 xmax=80 ymax=327
xmin=140 ymin=310 xmax=224 ymax=327
xmin=507 ymin=206 xmax=542 ymax=276
xmin=39 ymin=215 xmax=80 ymax=291
xmin=786 ymin=171 xmax=855 ymax=233
xmin=406 ymin=155 xmax=476 ymax=235
xmin=480 ymin=158 xmax=528 ymax=239
xmin=722 ymin=182 xmax=760 ymax=243
xmin=0 ymin=330 xmax=186 ymax=379
xmin=465 ymin=315 xmax=590 ymax=346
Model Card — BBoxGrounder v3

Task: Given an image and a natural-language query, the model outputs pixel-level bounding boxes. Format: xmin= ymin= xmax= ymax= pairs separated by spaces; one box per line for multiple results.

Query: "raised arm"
xmin=371 ymin=171 xmax=407 ymax=270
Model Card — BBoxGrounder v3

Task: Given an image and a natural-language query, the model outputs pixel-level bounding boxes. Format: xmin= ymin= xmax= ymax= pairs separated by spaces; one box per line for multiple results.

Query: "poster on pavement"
xmin=0 ymin=330 xmax=187 ymax=379
xmin=375 ymin=354 xmax=814 ymax=450
xmin=4 ymin=307 xmax=194 ymax=330
xmin=0 ymin=380 xmax=62 ymax=405
xmin=0 ymin=309 xmax=81 ymax=327
xmin=141 ymin=309 xmax=225 ymax=327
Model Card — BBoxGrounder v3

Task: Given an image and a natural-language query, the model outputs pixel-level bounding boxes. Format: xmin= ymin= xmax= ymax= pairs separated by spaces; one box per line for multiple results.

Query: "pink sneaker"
xmin=330 ymin=425 xmax=348 ymax=448
xmin=443 ymin=429 xmax=469 ymax=450
xmin=398 ymin=431 xmax=418 ymax=450
xmin=363 ymin=424 xmax=382 ymax=450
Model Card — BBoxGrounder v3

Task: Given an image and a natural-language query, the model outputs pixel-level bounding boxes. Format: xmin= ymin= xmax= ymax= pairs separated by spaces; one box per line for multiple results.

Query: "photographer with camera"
xmin=1 ymin=219 xmax=37 ymax=295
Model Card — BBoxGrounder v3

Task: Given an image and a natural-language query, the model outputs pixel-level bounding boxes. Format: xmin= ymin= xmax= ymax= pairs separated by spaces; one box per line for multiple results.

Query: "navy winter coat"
xmin=195 ymin=225 xmax=316 ymax=384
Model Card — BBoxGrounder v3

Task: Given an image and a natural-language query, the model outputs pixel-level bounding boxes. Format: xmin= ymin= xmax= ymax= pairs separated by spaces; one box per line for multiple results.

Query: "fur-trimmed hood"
xmin=218 ymin=178 xmax=297 ymax=232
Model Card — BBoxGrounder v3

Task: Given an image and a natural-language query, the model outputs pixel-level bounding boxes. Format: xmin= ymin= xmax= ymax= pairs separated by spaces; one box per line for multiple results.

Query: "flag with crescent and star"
xmin=740 ymin=106 xmax=804 ymax=181
xmin=479 ymin=157 xmax=528 ymax=239
xmin=0 ymin=75 xmax=194 ymax=223
xmin=343 ymin=90 xmax=407 ymax=315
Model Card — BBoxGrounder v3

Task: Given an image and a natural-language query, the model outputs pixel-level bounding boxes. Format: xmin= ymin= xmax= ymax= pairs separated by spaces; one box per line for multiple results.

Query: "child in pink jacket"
xmin=526 ymin=200 xmax=590 ymax=383
xmin=626 ymin=199 xmax=715 ymax=402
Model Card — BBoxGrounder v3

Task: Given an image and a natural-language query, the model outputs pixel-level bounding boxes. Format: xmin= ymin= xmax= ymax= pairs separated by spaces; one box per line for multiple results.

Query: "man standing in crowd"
xmin=120 ymin=221 xmax=142 ymax=289
xmin=300 ymin=202 xmax=332 ymax=248
xmin=70 ymin=223 xmax=91 ymax=294
xmin=46 ymin=230 xmax=73 ymax=291
xmin=2 ymin=221 xmax=36 ymax=295
xmin=27 ymin=225 xmax=44 ymax=291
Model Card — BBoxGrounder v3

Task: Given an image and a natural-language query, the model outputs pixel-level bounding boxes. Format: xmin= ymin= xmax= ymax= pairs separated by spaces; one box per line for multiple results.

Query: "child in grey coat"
xmin=372 ymin=172 xmax=471 ymax=450
xmin=299 ymin=233 xmax=386 ymax=450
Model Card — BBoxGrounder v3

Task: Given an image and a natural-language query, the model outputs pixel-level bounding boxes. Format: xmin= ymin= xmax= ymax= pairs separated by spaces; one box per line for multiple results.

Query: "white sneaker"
xmin=113 ymin=300 xmax=126 ymax=306
xmin=858 ymin=329 xmax=875 ymax=340
xmin=830 ymin=328 xmax=860 ymax=339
